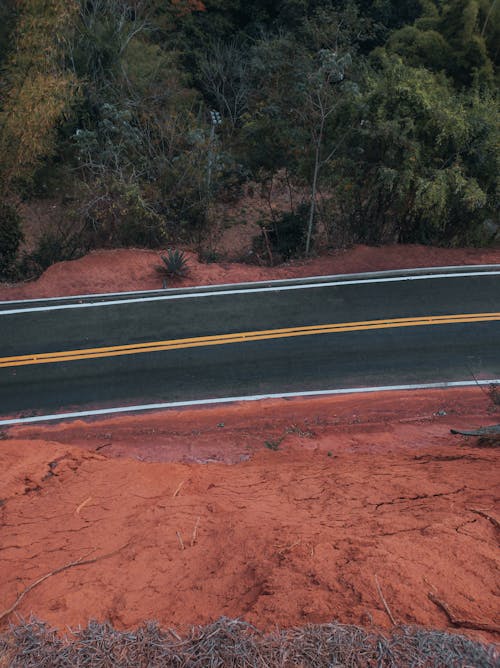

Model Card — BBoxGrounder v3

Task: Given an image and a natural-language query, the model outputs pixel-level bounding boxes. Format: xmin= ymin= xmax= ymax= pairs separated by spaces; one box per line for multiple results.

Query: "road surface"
xmin=0 ymin=266 xmax=499 ymax=424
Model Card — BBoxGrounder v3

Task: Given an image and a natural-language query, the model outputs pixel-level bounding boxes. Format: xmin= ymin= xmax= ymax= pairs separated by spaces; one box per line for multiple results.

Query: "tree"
xmin=297 ymin=50 xmax=356 ymax=254
xmin=242 ymin=6 xmax=369 ymax=255
xmin=198 ymin=40 xmax=250 ymax=129
xmin=336 ymin=54 xmax=497 ymax=244
xmin=386 ymin=0 xmax=498 ymax=88
xmin=0 ymin=0 xmax=17 ymax=68
xmin=0 ymin=0 xmax=79 ymax=192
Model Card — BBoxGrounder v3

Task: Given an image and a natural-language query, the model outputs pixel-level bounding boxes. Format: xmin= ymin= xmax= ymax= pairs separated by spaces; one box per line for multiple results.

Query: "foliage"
xmin=82 ymin=182 xmax=168 ymax=248
xmin=198 ymin=40 xmax=250 ymax=129
xmin=0 ymin=0 xmax=498 ymax=271
xmin=329 ymin=54 xmax=498 ymax=245
xmin=157 ymin=248 xmax=189 ymax=279
xmin=18 ymin=228 xmax=88 ymax=279
xmin=0 ymin=0 xmax=17 ymax=67
xmin=0 ymin=0 xmax=79 ymax=191
xmin=386 ymin=0 xmax=499 ymax=88
xmin=260 ymin=204 xmax=311 ymax=262
xmin=0 ymin=202 xmax=23 ymax=278
xmin=198 ymin=248 xmax=221 ymax=263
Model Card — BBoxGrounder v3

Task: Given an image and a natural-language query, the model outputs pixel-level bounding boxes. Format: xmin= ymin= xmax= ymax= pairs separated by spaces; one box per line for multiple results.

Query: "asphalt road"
xmin=1 ymin=268 xmax=499 ymax=421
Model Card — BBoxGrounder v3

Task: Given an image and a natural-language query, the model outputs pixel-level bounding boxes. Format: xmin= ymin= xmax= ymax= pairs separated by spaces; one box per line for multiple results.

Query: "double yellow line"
xmin=1 ymin=312 xmax=499 ymax=369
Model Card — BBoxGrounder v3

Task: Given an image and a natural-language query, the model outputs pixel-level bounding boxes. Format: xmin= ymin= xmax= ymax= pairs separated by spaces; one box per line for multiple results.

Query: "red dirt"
xmin=0 ymin=244 xmax=499 ymax=300
xmin=1 ymin=388 xmax=499 ymax=642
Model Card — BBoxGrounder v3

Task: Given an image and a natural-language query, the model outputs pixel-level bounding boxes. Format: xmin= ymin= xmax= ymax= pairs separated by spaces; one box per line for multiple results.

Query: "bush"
xmin=255 ymin=203 xmax=310 ymax=264
xmin=0 ymin=203 xmax=23 ymax=278
xmin=84 ymin=183 xmax=168 ymax=249
xmin=198 ymin=248 xmax=221 ymax=264
xmin=157 ymin=249 xmax=189 ymax=280
xmin=25 ymin=229 xmax=87 ymax=275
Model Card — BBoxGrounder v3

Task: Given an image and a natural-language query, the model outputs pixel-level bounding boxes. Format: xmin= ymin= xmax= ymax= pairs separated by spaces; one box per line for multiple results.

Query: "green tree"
xmin=297 ymin=50 xmax=357 ymax=254
xmin=0 ymin=0 xmax=17 ymax=68
xmin=241 ymin=7 xmax=368 ymax=255
xmin=0 ymin=0 xmax=79 ymax=192
xmin=64 ymin=0 xmax=215 ymax=243
xmin=386 ymin=0 xmax=498 ymax=88
xmin=335 ymin=54 xmax=497 ymax=244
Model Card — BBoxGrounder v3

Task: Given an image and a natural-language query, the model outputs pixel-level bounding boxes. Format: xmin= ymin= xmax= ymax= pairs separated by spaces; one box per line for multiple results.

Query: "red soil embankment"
xmin=0 ymin=244 xmax=499 ymax=301
xmin=1 ymin=388 xmax=498 ymax=642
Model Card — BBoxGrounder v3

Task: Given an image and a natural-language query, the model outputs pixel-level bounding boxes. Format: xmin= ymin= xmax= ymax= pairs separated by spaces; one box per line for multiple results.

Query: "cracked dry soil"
xmin=0 ymin=388 xmax=499 ymax=644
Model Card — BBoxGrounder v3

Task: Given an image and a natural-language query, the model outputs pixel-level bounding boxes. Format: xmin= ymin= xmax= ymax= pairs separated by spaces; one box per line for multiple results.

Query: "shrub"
xmin=31 ymin=230 xmax=86 ymax=272
xmin=198 ymin=248 xmax=221 ymax=264
xmin=157 ymin=249 xmax=189 ymax=280
xmin=84 ymin=183 xmax=168 ymax=249
xmin=255 ymin=204 xmax=310 ymax=264
xmin=0 ymin=203 xmax=23 ymax=278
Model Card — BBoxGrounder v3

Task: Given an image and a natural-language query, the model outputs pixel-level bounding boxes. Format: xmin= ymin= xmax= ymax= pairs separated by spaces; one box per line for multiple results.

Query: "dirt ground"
xmin=1 ymin=388 xmax=499 ymax=643
xmin=0 ymin=243 xmax=499 ymax=301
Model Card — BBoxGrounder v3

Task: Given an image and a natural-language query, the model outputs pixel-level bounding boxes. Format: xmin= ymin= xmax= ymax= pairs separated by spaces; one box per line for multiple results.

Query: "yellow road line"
xmin=1 ymin=312 xmax=499 ymax=368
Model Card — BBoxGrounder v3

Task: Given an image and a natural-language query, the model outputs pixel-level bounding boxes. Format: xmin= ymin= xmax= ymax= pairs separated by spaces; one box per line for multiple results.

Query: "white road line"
xmin=1 ymin=264 xmax=498 ymax=305
xmin=1 ymin=379 xmax=498 ymax=426
xmin=0 ymin=288 xmax=169 ymax=305
xmin=1 ymin=271 xmax=500 ymax=316
xmin=0 ymin=264 xmax=500 ymax=306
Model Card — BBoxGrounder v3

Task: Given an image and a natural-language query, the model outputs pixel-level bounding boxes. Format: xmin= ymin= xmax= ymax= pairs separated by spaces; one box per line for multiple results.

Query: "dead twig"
xmin=168 ymin=628 xmax=182 ymax=641
xmin=468 ymin=508 xmax=500 ymax=530
xmin=190 ymin=517 xmax=200 ymax=547
xmin=0 ymin=616 xmax=495 ymax=664
xmin=428 ymin=592 xmax=500 ymax=634
xmin=172 ymin=480 xmax=185 ymax=498
xmin=176 ymin=531 xmax=185 ymax=550
xmin=375 ymin=575 xmax=397 ymax=626
xmin=95 ymin=442 xmax=111 ymax=452
xmin=0 ymin=542 xmax=132 ymax=624
xmin=276 ymin=539 xmax=301 ymax=555
xmin=75 ymin=496 xmax=92 ymax=515
xmin=0 ymin=552 xmax=95 ymax=622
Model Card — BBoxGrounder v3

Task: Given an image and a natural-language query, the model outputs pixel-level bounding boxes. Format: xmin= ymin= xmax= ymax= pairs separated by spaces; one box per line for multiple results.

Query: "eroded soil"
xmin=1 ymin=389 xmax=498 ymax=643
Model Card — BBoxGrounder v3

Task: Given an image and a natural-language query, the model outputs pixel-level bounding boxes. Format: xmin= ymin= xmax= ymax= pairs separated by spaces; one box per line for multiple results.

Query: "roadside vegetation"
xmin=0 ymin=0 xmax=499 ymax=280
xmin=1 ymin=617 xmax=498 ymax=667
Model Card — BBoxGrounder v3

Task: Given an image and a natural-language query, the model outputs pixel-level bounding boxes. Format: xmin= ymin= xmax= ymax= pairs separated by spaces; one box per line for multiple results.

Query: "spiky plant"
xmin=157 ymin=249 xmax=189 ymax=280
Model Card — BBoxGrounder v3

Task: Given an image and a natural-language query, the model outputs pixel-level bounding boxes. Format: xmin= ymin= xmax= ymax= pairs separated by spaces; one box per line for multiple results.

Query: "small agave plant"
xmin=157 ymin=249 xmax=189 ymax=283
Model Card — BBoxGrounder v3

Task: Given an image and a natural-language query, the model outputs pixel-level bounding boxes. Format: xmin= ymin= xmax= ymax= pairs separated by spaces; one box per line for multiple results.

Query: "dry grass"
xmin=0 ymin=617 xmax=498 ymax=667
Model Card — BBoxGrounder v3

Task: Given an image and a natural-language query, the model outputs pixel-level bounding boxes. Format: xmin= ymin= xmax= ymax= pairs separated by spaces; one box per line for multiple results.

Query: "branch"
xmin=428 ymin=592 xmax=500 ymax=634
xmin=481 ymin=0 xmax=498 ymax=36
xmin=468 ymin=507 xmax=500 ymax=530
xmin=0 ymin=543 xmax=131 ymax=623
xmin=375 ymin=575 xmax=397 ymax=626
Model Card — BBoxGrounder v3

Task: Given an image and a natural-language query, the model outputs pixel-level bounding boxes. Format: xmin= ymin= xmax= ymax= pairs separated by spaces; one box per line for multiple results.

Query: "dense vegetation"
xmin=0 ymin=0 xmax=498 ymax=277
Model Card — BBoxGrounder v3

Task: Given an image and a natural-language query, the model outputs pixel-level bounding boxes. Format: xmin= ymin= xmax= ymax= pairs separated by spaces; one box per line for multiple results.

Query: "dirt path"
xmin=1 ymin=388 xmax=498 ymax=643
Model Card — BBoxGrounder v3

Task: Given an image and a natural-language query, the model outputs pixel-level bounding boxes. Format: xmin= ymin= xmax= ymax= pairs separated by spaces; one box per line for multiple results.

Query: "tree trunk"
xmin=306 ymin=131 xmax=322 ymax=256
